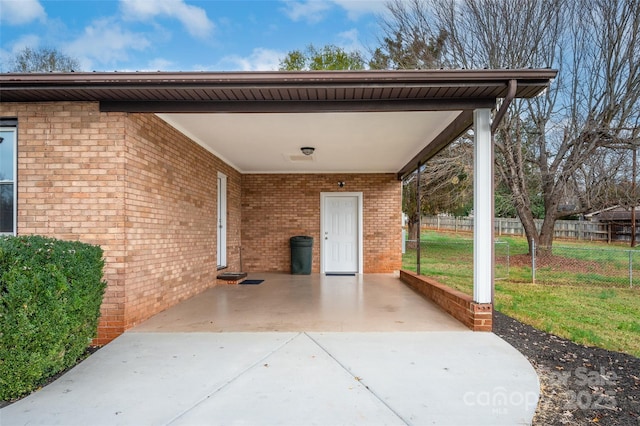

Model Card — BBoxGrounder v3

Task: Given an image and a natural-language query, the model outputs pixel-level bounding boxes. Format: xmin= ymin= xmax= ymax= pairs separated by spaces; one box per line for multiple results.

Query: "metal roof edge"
xmin=0 ymin=68 xmax=558 ymax=86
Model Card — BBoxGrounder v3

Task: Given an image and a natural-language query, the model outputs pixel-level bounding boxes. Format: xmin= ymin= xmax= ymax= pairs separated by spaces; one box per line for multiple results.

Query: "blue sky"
xmin=0 ymin=0 xmax=388 ymax=72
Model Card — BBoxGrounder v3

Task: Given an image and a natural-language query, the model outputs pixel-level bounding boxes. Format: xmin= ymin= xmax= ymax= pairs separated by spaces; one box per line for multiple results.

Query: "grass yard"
xmin=403 ymin=231 xmax=640 ymax=358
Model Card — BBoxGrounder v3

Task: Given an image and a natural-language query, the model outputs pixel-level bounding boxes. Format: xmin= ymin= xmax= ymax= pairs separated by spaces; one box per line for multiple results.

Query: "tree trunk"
xmin=538 ymin=214 xmax=557 ymax=256
xmin=515 ymin=204 xmax=539 ymax=255
xmin=407 ymin=215 xmax=419 ymax=249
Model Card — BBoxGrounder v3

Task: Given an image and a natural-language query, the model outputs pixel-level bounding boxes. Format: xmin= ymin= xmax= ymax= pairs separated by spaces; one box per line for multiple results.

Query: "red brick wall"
xmin=1 ymin=103 xmax=242 ymax=343
xmin=399 ymin=270 xmax=492 ymax=331
xmin=122 ymin=114 xmax=242 ymax=328
xmin=241 ymin=174 xmax=402 ymax=273
xmin=1 ymin=102 xmax=128 ymax=344
xmin=3 ymin=102 xmax=403 ymax=342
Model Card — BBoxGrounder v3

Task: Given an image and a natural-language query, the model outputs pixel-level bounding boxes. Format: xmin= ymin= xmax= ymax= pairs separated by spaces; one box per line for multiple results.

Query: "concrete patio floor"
xmin=132 ymin=273 xmax=468 ymax=333
xmin=1 ymin=273 xmax=539 ymax=425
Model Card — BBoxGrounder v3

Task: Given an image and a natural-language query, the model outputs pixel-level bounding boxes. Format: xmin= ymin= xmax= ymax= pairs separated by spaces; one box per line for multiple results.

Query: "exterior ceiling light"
xmin=300 ymin=147 xmax=315 ymax=156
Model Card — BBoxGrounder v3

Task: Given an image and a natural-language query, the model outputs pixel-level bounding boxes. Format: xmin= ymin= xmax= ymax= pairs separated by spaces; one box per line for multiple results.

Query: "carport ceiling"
xmin=0 ymin=69 xmax=557 ymax=176
xmin=157 ymin=110 xmax=461 ymax=174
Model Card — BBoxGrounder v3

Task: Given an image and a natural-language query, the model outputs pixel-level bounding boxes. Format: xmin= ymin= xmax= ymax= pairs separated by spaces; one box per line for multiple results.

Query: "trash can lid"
xmin=290 ymin=235 xmax=313 ymax=246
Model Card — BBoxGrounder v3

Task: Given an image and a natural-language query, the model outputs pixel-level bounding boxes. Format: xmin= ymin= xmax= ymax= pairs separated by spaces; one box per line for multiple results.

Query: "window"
xmin=0 ymin=122 xmax=17 ymax=234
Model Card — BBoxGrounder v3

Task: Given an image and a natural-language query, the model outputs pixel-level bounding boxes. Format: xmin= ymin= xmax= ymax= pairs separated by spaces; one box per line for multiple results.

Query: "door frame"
xmin=320 ymin=192 xmax=363 ymax=274
xmin=217 ymin=172 xmax=227 ymax=269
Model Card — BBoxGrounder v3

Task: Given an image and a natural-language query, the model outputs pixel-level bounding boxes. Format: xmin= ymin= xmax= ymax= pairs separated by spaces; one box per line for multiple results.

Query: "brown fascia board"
xmin=0 ymin=68 xmax=556 ymax=85
xmin=99 ymin=99 xmax=496 ymax=113
xmin=0 ymin=69 xmax=557 ymax=100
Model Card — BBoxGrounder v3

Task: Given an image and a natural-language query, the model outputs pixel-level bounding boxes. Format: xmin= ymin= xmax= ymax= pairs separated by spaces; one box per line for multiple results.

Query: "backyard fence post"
xmin=578 ymin=222 xmax=582 ymax=241
xmin=630 ymin=250 xmax=633 ymax=288
xmin=507 ymin=241 xmax=510 ymax=278
xmin=532 ymin=239 xmax=536 ymax=284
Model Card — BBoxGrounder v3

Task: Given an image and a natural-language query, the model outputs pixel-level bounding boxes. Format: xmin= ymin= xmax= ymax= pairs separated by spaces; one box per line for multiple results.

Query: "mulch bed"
xmin=494 ymin=310 xmax=640 ymax=425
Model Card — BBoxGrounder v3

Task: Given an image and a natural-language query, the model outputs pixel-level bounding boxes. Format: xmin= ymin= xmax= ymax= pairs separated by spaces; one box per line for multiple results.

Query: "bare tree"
xmin=403 ymin=139 xmax=474 ymax=243
xmin=370 ymin=0 xmax=448 ymax=69
xmin=380 ymin=0 xmax=640 ymax=254
xmin=9 ymin=47 xmax=80 ymax=73
xmin=526 ymin=0 xmax=640 ymax=252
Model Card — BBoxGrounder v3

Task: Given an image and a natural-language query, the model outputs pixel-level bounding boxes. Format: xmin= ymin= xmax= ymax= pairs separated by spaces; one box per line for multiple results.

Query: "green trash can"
xmin=290 ymin=236 xmax=313 ymax=274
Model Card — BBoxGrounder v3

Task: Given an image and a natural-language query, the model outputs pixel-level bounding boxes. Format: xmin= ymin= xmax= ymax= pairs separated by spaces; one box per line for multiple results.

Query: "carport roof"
xmin=0 ymin=69 xmax=556 ymax=178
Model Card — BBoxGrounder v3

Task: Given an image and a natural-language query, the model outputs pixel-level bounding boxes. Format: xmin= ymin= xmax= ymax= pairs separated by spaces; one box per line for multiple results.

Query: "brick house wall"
xmin=241 ymin=174 xmax=402 ymax=273
xmin=1 ymin=102 xmax=241 ymax=343
xmin=2 ymin=101 xmax=403 ymax=343
xmin=1 ymin=102 xmax=129 ymax=343
xmin=122 ymin=113 xmax=242 ymax=328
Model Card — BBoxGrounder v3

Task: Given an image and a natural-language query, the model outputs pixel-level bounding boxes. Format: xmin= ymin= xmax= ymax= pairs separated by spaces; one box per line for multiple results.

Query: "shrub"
xmin=0 ymin=235 xmax=107 ymax=400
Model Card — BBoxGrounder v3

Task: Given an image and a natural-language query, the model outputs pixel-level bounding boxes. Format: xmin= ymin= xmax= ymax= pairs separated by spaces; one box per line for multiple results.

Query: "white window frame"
xmin=0 ymin=126 xmax=17 ymax=235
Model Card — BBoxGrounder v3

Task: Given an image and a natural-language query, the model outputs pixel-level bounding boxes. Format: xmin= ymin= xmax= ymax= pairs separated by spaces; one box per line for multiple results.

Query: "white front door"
xmin=321 ymin=192 xmax=362 ymax=274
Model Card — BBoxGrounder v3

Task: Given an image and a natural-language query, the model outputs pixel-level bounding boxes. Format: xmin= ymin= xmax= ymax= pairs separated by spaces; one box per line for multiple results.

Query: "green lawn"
xmin=403 ymin=231 xmax=640 ymax=358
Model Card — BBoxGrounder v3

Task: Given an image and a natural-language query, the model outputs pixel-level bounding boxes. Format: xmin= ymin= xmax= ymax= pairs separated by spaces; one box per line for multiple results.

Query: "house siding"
xmin=241 ymin=174 xmax=402 ymax=273
xmin=1 ymin=102 xmax=242 ymax=344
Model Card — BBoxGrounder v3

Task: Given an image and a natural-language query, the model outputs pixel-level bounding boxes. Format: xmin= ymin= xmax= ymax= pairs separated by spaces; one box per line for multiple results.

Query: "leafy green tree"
xmin=9 ymin=47 xmax=81 ymax=72
xmin=279 ymin=44 xmax=365 ymax=71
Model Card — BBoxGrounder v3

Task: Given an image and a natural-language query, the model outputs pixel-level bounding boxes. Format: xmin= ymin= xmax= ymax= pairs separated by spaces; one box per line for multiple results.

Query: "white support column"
xmin=473 ymin=108 xmax=494 ymax=304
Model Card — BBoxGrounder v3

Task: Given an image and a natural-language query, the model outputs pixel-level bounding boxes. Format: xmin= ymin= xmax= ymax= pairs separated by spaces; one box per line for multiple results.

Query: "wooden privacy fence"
xmin=422 ymin=215 xmax=611 ymax=242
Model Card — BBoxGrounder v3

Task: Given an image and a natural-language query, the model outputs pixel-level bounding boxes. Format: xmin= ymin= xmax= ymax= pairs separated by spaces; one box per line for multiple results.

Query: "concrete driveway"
xmin=1 ymin=274 xmax=539 ymax=425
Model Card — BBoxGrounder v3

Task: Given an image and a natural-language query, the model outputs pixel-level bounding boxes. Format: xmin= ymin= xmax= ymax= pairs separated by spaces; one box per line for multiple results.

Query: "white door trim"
xmin=217 ymin=172 xmax=227 ymax=268
xmin=320 ymin=192 xmax=363 ymax=274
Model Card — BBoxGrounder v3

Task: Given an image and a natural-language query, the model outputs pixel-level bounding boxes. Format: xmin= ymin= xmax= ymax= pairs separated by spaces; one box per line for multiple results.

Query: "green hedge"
xmin=0 ymin=235 xmax=107 ymax=400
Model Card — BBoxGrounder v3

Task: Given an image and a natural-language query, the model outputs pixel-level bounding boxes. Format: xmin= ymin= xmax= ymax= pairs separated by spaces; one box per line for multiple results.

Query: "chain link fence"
xmin=531 ymin=241 xmax=638 ymax=288
xmin=404 ymin=236 xmax=639 ymax=290
xmin=403 ymin=239 xmax=510 ymax=293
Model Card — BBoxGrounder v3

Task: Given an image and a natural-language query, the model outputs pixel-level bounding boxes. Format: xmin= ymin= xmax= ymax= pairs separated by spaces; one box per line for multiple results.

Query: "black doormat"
xmin=325 ymin=273 xmax=356 ymax=276
xmin=240 ymin=279 xmax=264 ymax=285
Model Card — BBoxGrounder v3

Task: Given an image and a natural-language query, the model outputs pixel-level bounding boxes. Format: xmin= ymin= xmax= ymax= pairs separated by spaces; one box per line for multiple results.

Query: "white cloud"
xmin=0 ymin=0 xmax=46 ymax=25
xmin=145 ymin=57 xmax=176 ymax=71
xmin=280 ymin=0 xmax=333 ymax=24
xmin=330 ymin=0 xmax=387 ymax=20
xmin=64 ymin=18 xmax=151 ymax=70
xmin=0 ymin=34 xmax=41 ymax=71
xmin=280 ymin=0 xmax=384 ymax=23
xmin=120 ymin=0 xmax=214 ymax=39
xmin=337 ymin=28 xmax=364 ymax=52
xmin=214 ymin=48 xmax=284 ymax=71
xmin=7 ymin=34 xmax=42 ymax=53
xmin=0 ymin=49 xmax=9 ymax=71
